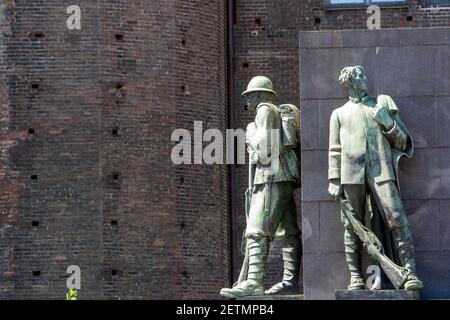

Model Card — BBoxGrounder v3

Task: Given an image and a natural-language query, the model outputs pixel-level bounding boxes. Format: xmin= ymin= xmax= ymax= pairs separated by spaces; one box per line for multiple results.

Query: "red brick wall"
xmin=98 ymin=0 xmax=180 ymax=300
xmin=0 ymin=0 xmax=15 ymax=299
xmin=173 ymin=0 xmax=230 ymax=299
xmin=0 ymin=0 xmax=105 ymax=299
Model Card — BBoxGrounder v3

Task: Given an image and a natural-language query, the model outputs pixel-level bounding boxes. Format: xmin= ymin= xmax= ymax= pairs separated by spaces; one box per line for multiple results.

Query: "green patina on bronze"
xmin=328 ymin=66 xmax=423 ymax=291
xmin=220 ymin=76 xmax=302 ymax=299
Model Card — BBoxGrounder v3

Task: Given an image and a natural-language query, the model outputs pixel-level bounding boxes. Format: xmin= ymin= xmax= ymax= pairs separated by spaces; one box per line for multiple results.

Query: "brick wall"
xmin=98 ymin=0 xmax=179 ymax=300
xmin=173 ymin=0 xmax=230 ymax=299
xmin=0 ymin=0 xmax=104 ymax=299
xmin=0 ymin=0 xmax=229 ymax=299
xmin=0 ymin=0 xmax=14 ymax=299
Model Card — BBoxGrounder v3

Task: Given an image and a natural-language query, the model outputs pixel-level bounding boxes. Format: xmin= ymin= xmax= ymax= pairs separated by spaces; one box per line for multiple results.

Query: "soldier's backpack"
xmin=278 ymin=104 xmax=300 ymax=148
xmin=278 ymin=104 xmax=301 ymax=186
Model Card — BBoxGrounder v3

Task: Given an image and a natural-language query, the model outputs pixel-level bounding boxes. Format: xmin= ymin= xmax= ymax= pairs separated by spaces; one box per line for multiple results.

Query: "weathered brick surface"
xmin=0 ymin=0 xmax=105 ymax=300
xmin=299 ymin=27 xmax=450 ymax=299
xmin=0 ymin=0 xmax=15 ymax=299
xmin=172 ymin=0 xmax=230 ymax=299
xmin=98 ymin=0 xmax=180 ymax=300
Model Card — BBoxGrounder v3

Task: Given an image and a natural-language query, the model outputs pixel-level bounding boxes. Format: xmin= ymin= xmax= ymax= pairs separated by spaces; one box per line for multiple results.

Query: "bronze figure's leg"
xmin=342 ymin=184 xmax=367 ymax=290
xmin=221 ymin=182 xmax=284 ymax=298
xmin=266 ymin=182 xmax=301 ymax=295
xmin=246 ymin=236 xmax=269 ymax=287
xmin=220 ymin=235 xmax=268 ymax=298
xmin=369 ymin=180 xmax=423 ymax=290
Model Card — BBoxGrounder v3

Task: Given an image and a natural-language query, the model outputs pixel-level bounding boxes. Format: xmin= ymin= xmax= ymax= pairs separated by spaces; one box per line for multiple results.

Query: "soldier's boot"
xmin=220 ymin=237 xmax=268 ymax=299
xmin=265 ymin=236 xmax=301 ymax=295
xmin=345 ymin=229 xmax=367 ymax=290
xmin=392 ymin=227 xmax=423 ymax=291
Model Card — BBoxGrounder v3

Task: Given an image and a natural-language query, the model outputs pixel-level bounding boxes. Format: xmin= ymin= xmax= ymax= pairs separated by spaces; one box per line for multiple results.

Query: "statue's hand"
xmin=373 ymin=104 xmax=394 ymax=131
xmin=328 ymin=179 xmax=342 ymax=201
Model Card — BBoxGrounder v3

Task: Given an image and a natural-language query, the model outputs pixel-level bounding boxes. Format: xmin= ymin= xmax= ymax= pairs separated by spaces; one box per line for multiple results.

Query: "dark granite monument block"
xmin=300 ymin=27 xmax=450 ymax=300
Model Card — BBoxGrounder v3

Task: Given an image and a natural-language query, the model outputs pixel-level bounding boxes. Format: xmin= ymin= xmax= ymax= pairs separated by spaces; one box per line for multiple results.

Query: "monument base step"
xmin=335 ymin=290 xmax=421 ymax=300
xmin=237 ymin=294 xmax=304 ymax=300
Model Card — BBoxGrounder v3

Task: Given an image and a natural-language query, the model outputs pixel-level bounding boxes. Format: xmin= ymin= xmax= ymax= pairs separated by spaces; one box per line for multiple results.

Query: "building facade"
xmin=0 ymin=0 xmax=448 ymax=299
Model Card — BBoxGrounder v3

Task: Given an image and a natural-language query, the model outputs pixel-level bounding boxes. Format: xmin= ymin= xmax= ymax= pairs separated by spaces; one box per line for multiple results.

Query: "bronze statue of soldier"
xmin=220 ymin=76 xmax=302 ymax=298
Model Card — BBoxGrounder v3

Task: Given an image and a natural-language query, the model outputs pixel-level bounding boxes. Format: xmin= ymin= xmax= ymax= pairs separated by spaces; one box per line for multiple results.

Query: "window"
xmin=420 ymin=0 xmax=450 ymax=6
xmin=326 ymin=0 xmax=408 ymax=7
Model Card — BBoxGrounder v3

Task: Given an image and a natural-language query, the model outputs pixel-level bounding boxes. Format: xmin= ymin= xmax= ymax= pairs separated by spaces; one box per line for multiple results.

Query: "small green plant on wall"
xmin=66 ymin=289 xmax=78 ymax=300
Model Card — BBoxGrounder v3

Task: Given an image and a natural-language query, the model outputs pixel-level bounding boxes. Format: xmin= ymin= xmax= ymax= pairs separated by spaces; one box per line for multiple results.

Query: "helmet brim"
xmin=241 ymin=88 xmax=278 ymax=97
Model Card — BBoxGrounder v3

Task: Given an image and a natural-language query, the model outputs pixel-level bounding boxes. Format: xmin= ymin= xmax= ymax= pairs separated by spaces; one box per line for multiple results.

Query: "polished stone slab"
xmin=300 ymin=27 xmax=450 ymax=300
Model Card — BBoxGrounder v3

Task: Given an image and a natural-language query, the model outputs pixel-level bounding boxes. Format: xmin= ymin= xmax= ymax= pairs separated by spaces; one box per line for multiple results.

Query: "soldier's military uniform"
xmin=220 ymin=76 xmax=301 ymax=298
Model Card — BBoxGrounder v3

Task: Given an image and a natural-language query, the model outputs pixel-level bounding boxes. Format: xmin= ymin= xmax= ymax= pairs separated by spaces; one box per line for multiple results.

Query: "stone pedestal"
xmin=335 ymin=290 xmax=421 ymax=300
xmin=300 ymin=27 xmax=450 ymax=300
xmin=238 ymin=294 xmax=304 ymax=300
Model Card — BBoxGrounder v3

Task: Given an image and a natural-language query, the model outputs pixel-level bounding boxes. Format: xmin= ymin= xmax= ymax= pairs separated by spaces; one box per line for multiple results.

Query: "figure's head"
xmin=338 ymin=66 xmax=368 ymax=92
xmin=242 ymin=76 xmax=277 ymax=110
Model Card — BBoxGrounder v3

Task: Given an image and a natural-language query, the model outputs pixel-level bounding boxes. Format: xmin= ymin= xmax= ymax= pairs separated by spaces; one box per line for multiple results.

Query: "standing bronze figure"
xmin=220 ymin=76 xmax=302 ymax=298
xmin=328 ymin=66 xmax=423 ymax=291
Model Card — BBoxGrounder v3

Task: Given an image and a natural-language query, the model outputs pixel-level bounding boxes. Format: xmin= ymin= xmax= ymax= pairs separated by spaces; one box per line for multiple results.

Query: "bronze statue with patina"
xmin=328 ymin=66 xmax=423 ymax=291
xmin=220 ymin=76 xmax=302 ymax=298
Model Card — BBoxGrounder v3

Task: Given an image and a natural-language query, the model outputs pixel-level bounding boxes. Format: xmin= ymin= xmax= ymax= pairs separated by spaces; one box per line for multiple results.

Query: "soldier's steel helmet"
xmin=241 ymin=76 xmax=278 ymax=97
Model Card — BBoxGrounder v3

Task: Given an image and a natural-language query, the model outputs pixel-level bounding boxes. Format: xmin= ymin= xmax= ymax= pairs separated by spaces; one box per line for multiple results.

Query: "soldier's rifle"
xmin=339 ymin=196 xmax=410 ymax=289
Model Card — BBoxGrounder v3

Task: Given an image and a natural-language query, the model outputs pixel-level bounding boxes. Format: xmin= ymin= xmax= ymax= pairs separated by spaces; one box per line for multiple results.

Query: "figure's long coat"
xmin=328 ymin=95 xmax=413 ymax=185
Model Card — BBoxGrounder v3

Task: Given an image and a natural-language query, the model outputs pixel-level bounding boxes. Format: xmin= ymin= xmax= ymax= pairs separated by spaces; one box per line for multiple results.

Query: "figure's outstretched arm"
xmin=328 ymin=110 xmax=342 ymax=180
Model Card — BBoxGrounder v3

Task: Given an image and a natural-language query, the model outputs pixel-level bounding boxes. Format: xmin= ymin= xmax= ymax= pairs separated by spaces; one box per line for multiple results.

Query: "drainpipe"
xmin=226 ymin=0 xmax=237 ymax=286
